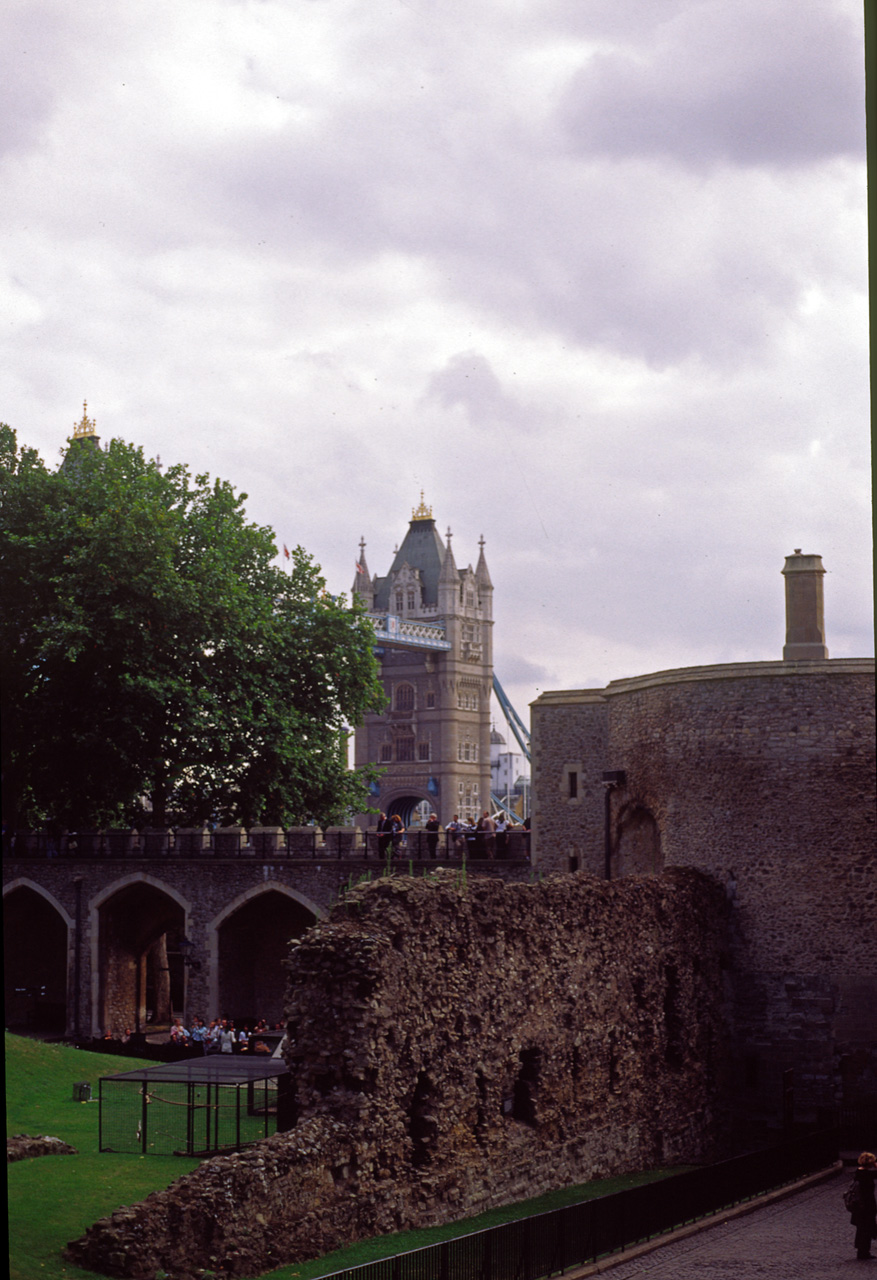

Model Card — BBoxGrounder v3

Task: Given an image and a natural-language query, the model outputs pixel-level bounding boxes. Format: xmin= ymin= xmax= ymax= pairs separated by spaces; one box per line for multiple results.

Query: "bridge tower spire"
xmin=353 ymin=502 xmax=493 ymax=829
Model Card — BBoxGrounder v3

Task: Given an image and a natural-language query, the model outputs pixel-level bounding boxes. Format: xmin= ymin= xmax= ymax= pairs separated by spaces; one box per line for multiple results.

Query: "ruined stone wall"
xmin=67 ymin=867 xmax=730 ymax=1279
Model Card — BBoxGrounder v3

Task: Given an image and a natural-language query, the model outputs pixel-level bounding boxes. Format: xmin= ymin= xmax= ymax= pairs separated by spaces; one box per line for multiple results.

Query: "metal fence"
xmin=7 ymin=827 xmax=530 ymax=861
xmin=318 ymin=1129 xmax=837 ymax=1280
xmin=99 ymin=1060 xmax=291 ymax=1156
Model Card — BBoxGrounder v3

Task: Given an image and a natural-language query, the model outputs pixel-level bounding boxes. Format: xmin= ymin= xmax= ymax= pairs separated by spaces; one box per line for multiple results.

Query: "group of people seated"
xmin=168 ymin=1015 xmax=280 ymax=1055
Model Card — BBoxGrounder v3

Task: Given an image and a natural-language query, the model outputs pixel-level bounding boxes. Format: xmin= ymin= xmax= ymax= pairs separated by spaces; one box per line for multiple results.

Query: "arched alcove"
xmin=615 ymin=804 xmax=662 ymax=877
xmin=3 ymin=886 xmax=68 ymax=1033
xmin=97 ymin=882 xmax=186 ymax=1036
xmin=216 ymin=889 xmax=317 ymax=1027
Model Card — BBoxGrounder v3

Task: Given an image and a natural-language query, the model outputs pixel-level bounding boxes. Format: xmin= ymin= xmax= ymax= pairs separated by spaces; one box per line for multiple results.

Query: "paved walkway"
xmin=571 ymin=1168 xmax=867 ymax=1279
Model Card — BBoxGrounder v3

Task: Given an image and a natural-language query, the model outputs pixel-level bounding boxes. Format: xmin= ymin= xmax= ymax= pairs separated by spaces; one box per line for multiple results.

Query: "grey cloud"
xmin=424 ymin=352 xmax=527 ymax=428
xmin=559 ymin=0 xmax=863 ymax=167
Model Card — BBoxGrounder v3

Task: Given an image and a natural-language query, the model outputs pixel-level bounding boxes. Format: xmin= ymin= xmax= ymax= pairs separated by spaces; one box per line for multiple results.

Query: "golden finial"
xmin=73 ymin=400 xmax=98 ymax=439
xmin=411 ymin=490 xmax=433 ymax=521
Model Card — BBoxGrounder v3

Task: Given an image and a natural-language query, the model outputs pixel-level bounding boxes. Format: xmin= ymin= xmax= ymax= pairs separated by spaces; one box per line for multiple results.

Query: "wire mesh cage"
xmin=98 ymin=1058 xmax=290 ymax=1156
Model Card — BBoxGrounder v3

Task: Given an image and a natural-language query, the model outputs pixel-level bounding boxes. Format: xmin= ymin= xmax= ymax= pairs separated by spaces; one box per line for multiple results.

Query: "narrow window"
xmin=426 ymin=692 xmax=435 ymax=709
xmin=418 ymin=742 xmax=430 ymax=761
xmin=568 ymin=771 xmax=578 ymax=799
xmin=395 ymin=683 xmax=414 ymax=712
xmin=397 ymin=736 xmax=415 ymax=762
xmin=380 ymin=744 xmax=392 ymax=762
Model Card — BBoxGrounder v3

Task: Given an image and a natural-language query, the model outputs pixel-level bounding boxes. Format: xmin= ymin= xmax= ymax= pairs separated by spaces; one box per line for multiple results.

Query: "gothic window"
xmin=407 ymin=590 xmax=415 ymax=610
xmin=397 ymin=736 xmax=415 ymax=762
xmin=426 ymin=692 xmax=435 ymax=709
xmin=395 ymin=683 xmax=415 ymax=712
xmin=466 ymin=590 xmax=474 ymax=607
xmin=395 ymin=591 xmax=404 ymax=613
xmin=380 ymin=744 xmax=392 ymax=762
xmin=418 ymin=742 xmax=430 ymax=761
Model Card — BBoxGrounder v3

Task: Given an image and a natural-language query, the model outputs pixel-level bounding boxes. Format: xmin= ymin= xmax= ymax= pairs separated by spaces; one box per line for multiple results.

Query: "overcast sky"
xmin=2 ymin=0 xmax=871 ymax=732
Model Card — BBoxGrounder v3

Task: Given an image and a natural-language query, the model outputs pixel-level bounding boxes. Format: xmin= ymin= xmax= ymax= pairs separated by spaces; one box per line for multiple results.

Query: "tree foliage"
xmin=0 ymin=424 xmax=384 ymax=831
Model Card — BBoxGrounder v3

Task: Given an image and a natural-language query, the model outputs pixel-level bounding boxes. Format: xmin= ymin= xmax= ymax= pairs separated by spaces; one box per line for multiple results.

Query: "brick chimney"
xmin=781 ymin=549 xmax=828 ymax=660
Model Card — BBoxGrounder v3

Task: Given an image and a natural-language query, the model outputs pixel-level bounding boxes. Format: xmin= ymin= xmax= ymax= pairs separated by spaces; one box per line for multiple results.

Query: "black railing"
xmin=319 ymin=1129 xmax=837 ymax=1280
xmin=5 ymin=828 xmax=530 ymax=862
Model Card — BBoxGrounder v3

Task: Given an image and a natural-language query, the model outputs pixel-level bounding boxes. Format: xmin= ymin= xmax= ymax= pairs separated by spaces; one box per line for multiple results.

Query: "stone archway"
xmin=384 ymin=793 xmax=431 ymax=829
xmin=3 ymin=885 xmax=69 ymax=1033
xmin=97 ymin=882 xmax=186 ymax=1037
xmin=614 ymin=804 xmax=662 ymax=877
xmin=215 ymin=889 xmax=318 ymax=1028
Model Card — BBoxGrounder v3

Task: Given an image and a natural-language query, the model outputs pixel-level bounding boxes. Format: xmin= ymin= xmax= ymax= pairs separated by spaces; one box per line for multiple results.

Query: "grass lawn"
xmin=6 ymin=1032 xmax=682 ymax=1280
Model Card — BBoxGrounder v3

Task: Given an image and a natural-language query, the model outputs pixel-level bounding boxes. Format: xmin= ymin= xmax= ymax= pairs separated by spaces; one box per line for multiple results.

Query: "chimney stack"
xmin=781 ymin=550 xmax=828 ymax=660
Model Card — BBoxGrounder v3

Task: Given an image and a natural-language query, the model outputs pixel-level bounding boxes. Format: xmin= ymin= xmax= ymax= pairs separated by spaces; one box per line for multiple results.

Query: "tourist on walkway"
xmin=425 ymin=813 xmax=440 ymax=858
xmin=390 ymin=814 xmax=405 ymax=856
xmin=495 ymin=814 xmax=508 ymax=858
xmin=852 ymin=1151 xmax=877 ymax=1260
xmin=377 ymin=813 xmax=392 ymax=859
xmin=477 ymin=810 xmax=496 ymax=859
xmin=446 ymin=814 xmax=465 ymax=856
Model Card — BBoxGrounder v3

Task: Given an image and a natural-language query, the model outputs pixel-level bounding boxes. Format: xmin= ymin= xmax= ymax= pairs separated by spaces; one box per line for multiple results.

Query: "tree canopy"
xmin=0 ymin=424 xmax=384 ymax=831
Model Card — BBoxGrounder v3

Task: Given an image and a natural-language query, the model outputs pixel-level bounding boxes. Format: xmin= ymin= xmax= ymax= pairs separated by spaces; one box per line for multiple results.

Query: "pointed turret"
xmin=352 ymin=537 xmax=374 ymax=607
xmin=438 ymin=526 xmax=460 ymax=616
xmin=62 ymin=401 xmax=101 ymax=470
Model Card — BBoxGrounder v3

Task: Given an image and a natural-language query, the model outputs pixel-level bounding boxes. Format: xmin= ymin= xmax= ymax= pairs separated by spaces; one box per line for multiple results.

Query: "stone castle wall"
xmin=531 ymin=658 xmax=877 ymax=1114
xmin=68 ymin=866 xmax=730 ymax=1278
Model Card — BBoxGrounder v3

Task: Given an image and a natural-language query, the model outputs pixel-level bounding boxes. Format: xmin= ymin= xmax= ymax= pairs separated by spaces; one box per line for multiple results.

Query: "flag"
xmin=283 ymin=544 xmax=290 ymax=560
xmin=355 ymin=561 xmax=365 ymax=574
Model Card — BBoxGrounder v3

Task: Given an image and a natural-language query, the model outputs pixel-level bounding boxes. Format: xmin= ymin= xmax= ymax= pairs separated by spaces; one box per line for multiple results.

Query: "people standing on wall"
xmin=377 ymin=813 xmax=392 ymax=859
xmin=425 ymin=813 xmax=440 ymax=858
xmin=390 ymin=814 xmax=405 ymax=857
xmin=446 ymin=814 xmax=465 ymax=857
xmin=851 ymin=1151 xmax=877 ymax=1260
xmin=495 ymin=814 xmax=508 ymax=859
xmin=476 ymin=810 xmax=496 ymax=859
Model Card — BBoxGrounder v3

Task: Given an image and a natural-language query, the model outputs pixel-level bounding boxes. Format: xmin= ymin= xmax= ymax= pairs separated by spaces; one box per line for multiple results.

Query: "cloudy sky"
xmin=2 ymin=0 xmax=871 ymax=731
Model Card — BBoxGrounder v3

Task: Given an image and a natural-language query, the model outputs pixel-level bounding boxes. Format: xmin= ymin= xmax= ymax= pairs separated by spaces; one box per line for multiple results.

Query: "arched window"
xmin=395 ymin=683 xmax=414 ymax=712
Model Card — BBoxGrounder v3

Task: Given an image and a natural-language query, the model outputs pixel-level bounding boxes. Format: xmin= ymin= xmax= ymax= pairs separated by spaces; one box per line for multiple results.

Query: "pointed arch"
xmin=207 ymin=882 xmax=323 ymax=1027
xmin=3 ymin=880 xmax=72 ymax=1033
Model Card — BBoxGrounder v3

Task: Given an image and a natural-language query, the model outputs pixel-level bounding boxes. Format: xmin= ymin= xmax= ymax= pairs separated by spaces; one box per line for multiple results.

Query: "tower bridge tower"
xmin=352 ymin=496 xmax=493 ymax=828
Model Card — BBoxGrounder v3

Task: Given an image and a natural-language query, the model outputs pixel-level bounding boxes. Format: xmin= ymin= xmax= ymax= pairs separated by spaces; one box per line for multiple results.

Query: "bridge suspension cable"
xmin=492 ymin=674 xmax=531 ymax=762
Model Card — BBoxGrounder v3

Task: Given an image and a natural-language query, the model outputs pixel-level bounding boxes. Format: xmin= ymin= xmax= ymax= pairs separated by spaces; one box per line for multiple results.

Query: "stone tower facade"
xmin=352 ymin=498 xmax=493 ymax=827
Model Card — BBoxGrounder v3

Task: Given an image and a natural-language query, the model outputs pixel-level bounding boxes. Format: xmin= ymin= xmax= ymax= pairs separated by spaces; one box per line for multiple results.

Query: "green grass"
xmin=6 ymin=1033 xmax=200 ymax=1280
xmin=6 ymin=1032 xmax=683 ymax=1280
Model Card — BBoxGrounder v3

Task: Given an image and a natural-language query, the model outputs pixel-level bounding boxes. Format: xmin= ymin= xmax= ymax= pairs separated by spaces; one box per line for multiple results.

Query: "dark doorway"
xmin=3 ymin=887 xmax=67 ymax=1033
xmin=218 ymin=891 xmax=317 ymax=1027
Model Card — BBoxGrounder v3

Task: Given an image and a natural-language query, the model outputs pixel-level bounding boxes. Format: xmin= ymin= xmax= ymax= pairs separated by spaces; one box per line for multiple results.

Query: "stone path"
xmin=573 ymin=1169 xmax=867 ymax=1279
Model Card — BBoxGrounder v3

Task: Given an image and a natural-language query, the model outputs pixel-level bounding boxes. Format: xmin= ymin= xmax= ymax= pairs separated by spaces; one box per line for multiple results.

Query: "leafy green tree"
xmin=0 ymin=424 xmax=384 ymax=833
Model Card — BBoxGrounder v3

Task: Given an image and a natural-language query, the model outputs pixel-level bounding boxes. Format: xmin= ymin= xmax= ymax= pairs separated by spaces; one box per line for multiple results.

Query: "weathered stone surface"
xmin=7 ymin=1134 xmax=77 ymax=1162
xmin=531 ymin=659 xmax=877 ymax=1115
xmin=67 ymin=867 xmax=730 ymax=1278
